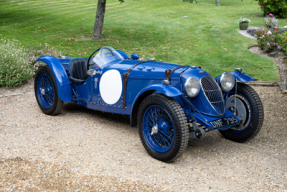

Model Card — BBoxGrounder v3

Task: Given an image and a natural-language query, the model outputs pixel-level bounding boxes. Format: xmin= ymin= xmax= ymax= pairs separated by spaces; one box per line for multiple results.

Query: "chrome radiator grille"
xmin=201 ymin=76 xmax=225 ymax=115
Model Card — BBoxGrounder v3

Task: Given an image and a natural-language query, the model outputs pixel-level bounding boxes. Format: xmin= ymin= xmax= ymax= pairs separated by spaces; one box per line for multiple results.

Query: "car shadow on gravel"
xmin=62 ymin=103 xmax=130 ymax=123
xmin=61 ymin=102 xmax=253 ymax=157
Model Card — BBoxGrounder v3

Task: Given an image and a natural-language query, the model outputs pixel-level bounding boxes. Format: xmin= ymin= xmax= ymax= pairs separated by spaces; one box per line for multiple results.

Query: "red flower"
xmin=150 ymin=51 xmax=154 ymax=53
xmin=274 ymin=30 xmax=277 ymax=32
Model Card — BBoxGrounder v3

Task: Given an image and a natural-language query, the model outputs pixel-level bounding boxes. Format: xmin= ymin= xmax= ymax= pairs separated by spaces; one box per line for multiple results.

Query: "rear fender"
xmin=130 ymin=83 xmax=184 ymax=127
xmin=36 ymin=56 xmax=72 ymax=102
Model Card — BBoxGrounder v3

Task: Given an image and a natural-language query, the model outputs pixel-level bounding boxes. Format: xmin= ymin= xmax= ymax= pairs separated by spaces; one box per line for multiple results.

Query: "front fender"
xmin=215 ymin=71 xmax=256 ymax=83
xmin=36 ymin=56 xmax=72 ymax=102
xmin=136 ymin=83 xmax=184 ymax=101
xmin=130 ymin=83 xmax=183 ymax=127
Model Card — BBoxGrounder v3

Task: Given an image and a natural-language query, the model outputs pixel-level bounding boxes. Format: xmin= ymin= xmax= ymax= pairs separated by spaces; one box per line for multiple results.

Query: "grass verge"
xmin=1 ymin=0 xmax=287 ymax=81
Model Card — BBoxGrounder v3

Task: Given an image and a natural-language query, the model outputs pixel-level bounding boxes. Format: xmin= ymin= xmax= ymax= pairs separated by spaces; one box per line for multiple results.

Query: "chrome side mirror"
xmin=87 ymin=69 xmax=96 ymax=76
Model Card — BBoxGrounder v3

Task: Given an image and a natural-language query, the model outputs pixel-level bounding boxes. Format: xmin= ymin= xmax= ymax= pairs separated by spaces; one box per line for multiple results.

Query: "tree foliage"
xmin=254 ymin=0 xmax=287 ymax=18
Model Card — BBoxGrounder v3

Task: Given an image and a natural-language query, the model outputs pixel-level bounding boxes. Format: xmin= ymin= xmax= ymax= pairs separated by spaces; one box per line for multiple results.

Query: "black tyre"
xmin=137 ymin=94 xmax=189 ymax=162
xmin=219 ymin=83 xmax=264 ymax=142
xmin=34 ymin=66 xmax=63 ymax=115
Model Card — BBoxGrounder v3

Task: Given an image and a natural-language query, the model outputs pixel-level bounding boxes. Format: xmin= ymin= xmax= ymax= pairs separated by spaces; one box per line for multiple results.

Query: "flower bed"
xmin=256 ymin=14 xmax=287 ymax=58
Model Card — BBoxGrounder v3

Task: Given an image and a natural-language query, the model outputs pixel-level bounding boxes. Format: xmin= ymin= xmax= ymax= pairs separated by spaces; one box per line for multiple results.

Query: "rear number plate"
xmin=210 ymin=117 xmax=239 ymax=129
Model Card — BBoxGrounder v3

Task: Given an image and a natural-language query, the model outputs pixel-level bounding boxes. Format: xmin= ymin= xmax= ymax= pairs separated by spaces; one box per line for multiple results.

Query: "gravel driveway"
xmin=0 ymin=80 xmax=286 ymax=191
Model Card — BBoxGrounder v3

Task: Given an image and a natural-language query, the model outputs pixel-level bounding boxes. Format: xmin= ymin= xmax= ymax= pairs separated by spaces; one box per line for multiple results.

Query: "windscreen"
xmin=92 ymin=46 xmax=124 ymax=67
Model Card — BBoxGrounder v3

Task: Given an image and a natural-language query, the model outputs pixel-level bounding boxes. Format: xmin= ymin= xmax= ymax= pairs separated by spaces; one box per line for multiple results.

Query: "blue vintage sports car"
xmin=35 ymin=46 xmax=264 ymax=162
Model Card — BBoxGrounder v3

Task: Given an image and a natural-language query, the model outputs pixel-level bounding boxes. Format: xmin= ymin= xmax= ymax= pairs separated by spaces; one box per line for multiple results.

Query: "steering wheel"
xmin=87 ymin=47 xmax=101 ymax=70
xmin=87 ymin=47 xmax=115 ymax=69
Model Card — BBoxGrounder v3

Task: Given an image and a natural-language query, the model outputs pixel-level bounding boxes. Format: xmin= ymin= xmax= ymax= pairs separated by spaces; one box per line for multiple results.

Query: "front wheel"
xmin=137 ymin=94 xmax=189 ymax=162
xmin=219 ymin=83 xmax=264 ymax=142
xmin=34 ymin=66 xmax=63 ymax=115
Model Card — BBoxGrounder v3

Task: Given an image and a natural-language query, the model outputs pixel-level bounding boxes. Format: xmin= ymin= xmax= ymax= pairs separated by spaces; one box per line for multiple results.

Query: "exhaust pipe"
xmin=189 ymin=121 xmax=205 ymax=140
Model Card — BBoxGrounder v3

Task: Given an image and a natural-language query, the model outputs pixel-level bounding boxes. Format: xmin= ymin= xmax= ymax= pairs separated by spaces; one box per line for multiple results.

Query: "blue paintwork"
xmin=189 ymin=108 xmax=240 ymax=131
xmin=129 ymin=83 xmax=183 ymax=123
xmin=215 ymin=70 xmax=256 ymax=83
xmin=143 ymin=105 xmax=175 ymax=152
xmin=131 ymin=53 xmax=139 ymax=60
xmin=37 ymin=73 xmax=54 ymax=108
xmin=36 ymin=56 xmax=72 ymax=102
xmin=135 ymin=83 xmax=183 ymax=100
xmin=180 ymin=68 xmax=226 ymax=117
xmin=36 ymin=47 xmax=258 ymax=134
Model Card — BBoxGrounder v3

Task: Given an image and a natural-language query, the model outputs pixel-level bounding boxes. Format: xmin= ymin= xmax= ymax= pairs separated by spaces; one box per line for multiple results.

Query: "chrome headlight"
xmin=185 ymin=77 xmax=200 ymax=97
xmin=220 ymin=72 xmax=235 ymax=92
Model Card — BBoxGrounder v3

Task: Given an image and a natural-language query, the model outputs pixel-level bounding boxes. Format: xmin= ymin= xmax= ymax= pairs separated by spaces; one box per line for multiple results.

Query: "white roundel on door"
xmin=99 ymin=69 xmax=123 ymax=105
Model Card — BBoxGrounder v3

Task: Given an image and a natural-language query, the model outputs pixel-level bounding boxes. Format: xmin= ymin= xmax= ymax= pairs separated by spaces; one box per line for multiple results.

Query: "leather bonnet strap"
xmin=165 ymin=65 xmax=187 ymax=81
xmin=122 ymin=60 xmax=155 ymax=108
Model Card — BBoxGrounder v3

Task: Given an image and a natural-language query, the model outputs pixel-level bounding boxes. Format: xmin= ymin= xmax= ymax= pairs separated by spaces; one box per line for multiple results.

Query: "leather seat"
xmin=69 ymin=58 xmax=89 ymax=85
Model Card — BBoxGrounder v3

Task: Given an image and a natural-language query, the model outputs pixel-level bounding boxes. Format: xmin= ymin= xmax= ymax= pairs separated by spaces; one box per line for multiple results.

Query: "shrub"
xmin=0 ymin=38 xmax=34 ymax=88
xmin=254 ymin=0 xmax=287 ymax=18
xmin=256 ymin=29 xmax=277 ymax=52
xmin=257 ymin=28 xmax=287 ymax=54
xmin=265 ymin=13 xmax=278 ymax=28
xmin=239 ymin=18 xmax=251 ymax=23
xmin=26 ymin=43 xmax=62 ymax=66
xmin=276 ymin=31 xmax=287 ymax=54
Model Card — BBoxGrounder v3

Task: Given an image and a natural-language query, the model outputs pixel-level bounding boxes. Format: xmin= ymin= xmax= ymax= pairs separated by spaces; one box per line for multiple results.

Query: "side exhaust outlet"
xmin=189 ymin=122 xmax=205 ymax=140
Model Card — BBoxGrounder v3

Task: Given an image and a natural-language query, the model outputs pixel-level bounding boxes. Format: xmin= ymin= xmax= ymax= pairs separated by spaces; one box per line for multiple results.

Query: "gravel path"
xmin=0 ymin=80 xmax=286 ymax=191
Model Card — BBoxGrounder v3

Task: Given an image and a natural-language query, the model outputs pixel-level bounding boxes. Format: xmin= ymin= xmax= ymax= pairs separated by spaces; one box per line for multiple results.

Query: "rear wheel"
xmin=219 ymin=83 xmax=264 ymax=142
xmin=138 ymin=94 xmax=189 ymax=162
xmin=34 ymin=66 xmax=63 ymax=115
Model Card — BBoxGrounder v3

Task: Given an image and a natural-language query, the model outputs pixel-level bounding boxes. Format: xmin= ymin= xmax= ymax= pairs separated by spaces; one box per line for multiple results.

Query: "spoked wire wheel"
xmin=34 ymin=66 xmax=63 ymax=115
xmin=143 ymin=105 xmax=175 ymax=152
xmin=138 ymin=94 xmax=188 ymax=162
xmin=37 ymin=73 xmax=54 ymax=108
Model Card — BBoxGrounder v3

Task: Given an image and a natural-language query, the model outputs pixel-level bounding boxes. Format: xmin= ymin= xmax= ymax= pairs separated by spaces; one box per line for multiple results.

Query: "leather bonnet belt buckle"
xmin=165 ymin=65 xmax=187 ymax=81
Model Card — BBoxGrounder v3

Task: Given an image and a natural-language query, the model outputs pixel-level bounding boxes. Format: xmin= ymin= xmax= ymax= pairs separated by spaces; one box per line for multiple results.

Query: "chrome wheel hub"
xmin=39 ymin=88 xmax=45 ymax=95
xmin=151 ymin=124 xmax=158 ymax=135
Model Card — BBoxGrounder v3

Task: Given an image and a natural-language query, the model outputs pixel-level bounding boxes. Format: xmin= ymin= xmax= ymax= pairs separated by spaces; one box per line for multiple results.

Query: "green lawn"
xmin=1 ymin=0 xmax=286 ymax=81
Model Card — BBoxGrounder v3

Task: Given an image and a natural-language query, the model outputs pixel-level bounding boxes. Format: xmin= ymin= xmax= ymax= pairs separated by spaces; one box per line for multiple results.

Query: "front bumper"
xmin=189 ymin=108 xmax=241 ymax=131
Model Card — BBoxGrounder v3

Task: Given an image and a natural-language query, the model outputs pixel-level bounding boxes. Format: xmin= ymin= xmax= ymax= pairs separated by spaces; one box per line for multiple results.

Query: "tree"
xmin=92 ymin=0 xmax=106 ymax=40
xmin=92 ymin=0 xmax=124 ymax=40
xmin=216 ymin=0 xmax=220 ymax=6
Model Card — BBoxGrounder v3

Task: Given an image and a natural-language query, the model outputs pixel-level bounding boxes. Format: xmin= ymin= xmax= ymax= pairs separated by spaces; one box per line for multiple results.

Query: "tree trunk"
xmin=92 ymin=0 xmax=106 ymax=40
xmin=216 ymin=0 xmax=220 ymax=6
